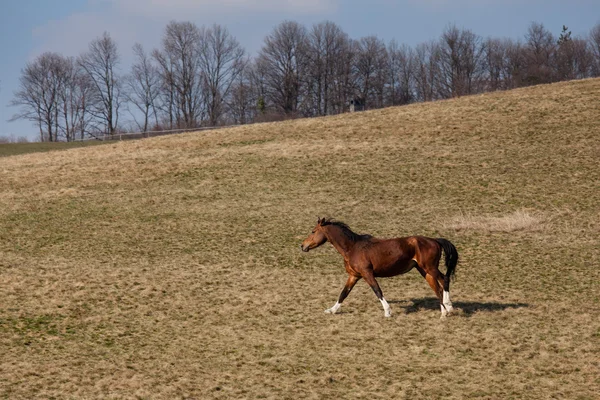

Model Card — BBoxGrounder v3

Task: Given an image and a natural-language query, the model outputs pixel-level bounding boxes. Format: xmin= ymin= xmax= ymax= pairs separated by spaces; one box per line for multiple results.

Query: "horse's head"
xmin=300 ymin=218 xmax=329 ymax=252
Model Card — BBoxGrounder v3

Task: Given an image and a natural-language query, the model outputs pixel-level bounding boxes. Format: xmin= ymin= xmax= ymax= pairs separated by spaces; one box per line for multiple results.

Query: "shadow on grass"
xmin=391 ymin=297 xmax=529 ymax=316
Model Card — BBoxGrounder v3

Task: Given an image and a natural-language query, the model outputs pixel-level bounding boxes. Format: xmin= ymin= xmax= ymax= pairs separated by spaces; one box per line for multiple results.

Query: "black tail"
xmin=435 ymin=238 xmax=459 ymax=292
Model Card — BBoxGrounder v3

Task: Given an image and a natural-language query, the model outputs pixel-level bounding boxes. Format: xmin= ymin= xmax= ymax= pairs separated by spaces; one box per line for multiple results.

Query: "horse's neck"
xmin=324 ymin=226 xmax=354 ymax=257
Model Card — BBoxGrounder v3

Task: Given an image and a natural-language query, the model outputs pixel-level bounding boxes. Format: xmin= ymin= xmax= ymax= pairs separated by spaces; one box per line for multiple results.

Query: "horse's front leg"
xmin=325 ymin=275 xmax=361 ymax=314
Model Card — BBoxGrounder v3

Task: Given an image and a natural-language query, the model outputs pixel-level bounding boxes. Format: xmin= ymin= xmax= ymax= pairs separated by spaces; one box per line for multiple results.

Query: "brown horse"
xmin=301 ymin=218 xmax=459 ymax=318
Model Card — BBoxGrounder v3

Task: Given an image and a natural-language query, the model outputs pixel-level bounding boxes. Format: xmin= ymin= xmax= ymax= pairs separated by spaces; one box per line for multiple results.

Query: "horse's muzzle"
xmin=300 ymin=244 xmax=309 ymax=252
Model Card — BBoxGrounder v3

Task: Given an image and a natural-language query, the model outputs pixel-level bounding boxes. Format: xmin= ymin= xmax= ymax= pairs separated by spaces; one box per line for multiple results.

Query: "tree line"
xmin=10 ymin=20 xmax=600 ymax=142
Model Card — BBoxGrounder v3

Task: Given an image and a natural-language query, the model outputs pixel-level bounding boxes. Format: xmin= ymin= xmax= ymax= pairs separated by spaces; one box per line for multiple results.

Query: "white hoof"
xmin=380 ymin=298 xmax=392 ymax=318
xmin=325 ymin=302 xmax=341 ymax=314
xmin=440 ymin=304 xmax=448 ymax=319
xmin=443 ymin=291 xmax=454 ymax=314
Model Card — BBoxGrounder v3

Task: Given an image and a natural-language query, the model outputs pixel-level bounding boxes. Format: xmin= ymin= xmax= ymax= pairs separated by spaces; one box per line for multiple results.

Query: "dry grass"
xmin=1 ymin=79 xmax=600 ymax=399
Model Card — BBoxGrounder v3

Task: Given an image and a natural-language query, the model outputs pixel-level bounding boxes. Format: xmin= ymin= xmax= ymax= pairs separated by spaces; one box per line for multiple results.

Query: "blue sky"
xmin=1 ymin=0 xmax=599 ymax=141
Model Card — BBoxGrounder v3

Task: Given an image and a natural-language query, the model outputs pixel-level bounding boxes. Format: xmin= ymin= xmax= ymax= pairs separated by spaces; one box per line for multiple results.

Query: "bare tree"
xmin=555 ymin=26 xmax=593 ymax=81
xmin=75 ymin=73 xmax=95 ymax=140
xmin=56 ymin=57 xmax=77 ymax=141
xmin=590 ymin=23 xmax=600 ymax=76
xmin=387 ymin=40 xmax=415 ymax=105
xmin=78 ymin=32 xmax=122 ymax=136
xmin=10 ymin=52 xmax=69 ymax=142
xmin=257 ymin=21 xmax=309 ymax=116
xmin=413 ymin=41 xmax=441 ymax=102
xmin=58 ymin=57 xmax=96 ymax=141
xmin=304 ymin=22 xmax=328 ymax=116
xmin=227 ymin=64 xmax=256 ymax=124
xmin=523 ymin=22 xmax=556 ymax=85
xmin=153 ymin=51 xmax=178 ymax=129
xmin=353 ymin=36 xmax=388 ymax=109
xmin=305 ymin=21 xmax=352 ymax=116
xmin=125 ymin=43 xmax=160 ymax=135
xmin=329 ymin=36 xmax=355 ymax=114
xmin=198 ymin=25 xmax=246 ymax=126
xmin=483 ymin=37 xmax=506 ymax=91
xmin=502 ymin=39 xmax=527 ymax=89
xmin=483 ymin=37 xmax=525 ymax=91
xmin=248 ymin=57 xmax=270 ymax=119
xmin=572 ymin=37 xmax=594 ymax=79
xmin=153 ymin=21 xmax=205 ymax=128
xmin=437 ymin=25 xmax=485 ymax=98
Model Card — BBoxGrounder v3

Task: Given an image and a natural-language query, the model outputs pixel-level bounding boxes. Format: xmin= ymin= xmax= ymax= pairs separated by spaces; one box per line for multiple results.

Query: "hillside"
xmin=1 ymin=79 xmax=599 ymax=399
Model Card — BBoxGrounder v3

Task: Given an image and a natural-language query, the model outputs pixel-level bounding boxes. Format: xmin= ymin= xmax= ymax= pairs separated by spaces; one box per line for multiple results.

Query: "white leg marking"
xmin=380 ymin=297 xmax=392 ymax=317
xmin=325 ymin=302 xmax=341 ymax=314
xmin=443 ymin=290 xmax=454 ymax=313
xmin=440 ymin=304 xmax=448 ymax=318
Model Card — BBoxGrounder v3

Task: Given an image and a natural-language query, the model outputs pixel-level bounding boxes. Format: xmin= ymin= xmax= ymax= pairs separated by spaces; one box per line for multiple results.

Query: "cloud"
xmin=31 ymin=11 xmax=145 ymax=60
xmin=404 ymin=0 xmax=513 ymax=10
xmin=105 ymin=0 xmax=339 ymax=17
xmin=30 ymin=0 xmax=340 ymax=62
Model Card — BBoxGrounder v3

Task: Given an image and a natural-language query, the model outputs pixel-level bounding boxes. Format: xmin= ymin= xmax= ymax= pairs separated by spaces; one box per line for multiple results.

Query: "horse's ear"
xmin=317 ymin=217 xmax=322 ymax=225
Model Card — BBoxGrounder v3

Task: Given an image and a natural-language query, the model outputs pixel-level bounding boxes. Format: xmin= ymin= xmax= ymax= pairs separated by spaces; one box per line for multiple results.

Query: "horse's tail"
xmin=435 ymin=238 xmax=458 ymax=292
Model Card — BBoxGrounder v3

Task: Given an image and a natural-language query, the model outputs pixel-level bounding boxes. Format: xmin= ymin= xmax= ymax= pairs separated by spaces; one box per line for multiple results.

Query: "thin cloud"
xmin=30 ymin=0 xmax=340 ymax=66
xmin=31 ymin=11 xmax=143 ymax=60
xmin=405 ymin=0 xmax=518 ymax=10
xmin=106 ymin=0 xmax=340 ymax=16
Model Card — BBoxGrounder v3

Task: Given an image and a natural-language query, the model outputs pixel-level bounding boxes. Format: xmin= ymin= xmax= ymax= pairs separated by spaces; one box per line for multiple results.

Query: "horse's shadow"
xmin=389 ymin=297 xmax=529 ymax=317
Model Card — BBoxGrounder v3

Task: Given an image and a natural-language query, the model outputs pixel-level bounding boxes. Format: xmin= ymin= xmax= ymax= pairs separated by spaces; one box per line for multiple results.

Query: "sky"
xmin=1 ymin=0 xmax=599 ymax=141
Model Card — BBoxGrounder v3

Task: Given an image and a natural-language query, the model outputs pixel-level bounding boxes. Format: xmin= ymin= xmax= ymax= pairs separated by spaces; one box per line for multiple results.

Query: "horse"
xmin=300 ymin=218 xmax=459 ymax=318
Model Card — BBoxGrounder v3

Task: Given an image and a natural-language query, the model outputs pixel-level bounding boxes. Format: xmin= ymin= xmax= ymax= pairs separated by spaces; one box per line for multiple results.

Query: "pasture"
xmin=1 ymin=79 xmax=599 ymax=399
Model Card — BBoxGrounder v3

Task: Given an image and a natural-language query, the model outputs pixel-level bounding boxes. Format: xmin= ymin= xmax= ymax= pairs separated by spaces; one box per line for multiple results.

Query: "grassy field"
xmin=0 ymin=140 xmax=109 ymax=158
xmin=1 ymin=79 xmax=599 ymax=399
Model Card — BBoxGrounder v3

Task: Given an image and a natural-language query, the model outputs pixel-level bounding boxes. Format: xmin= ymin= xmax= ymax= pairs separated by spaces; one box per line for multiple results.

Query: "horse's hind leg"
xmin=428 ymin=267 xmax=454 ymax=314
xmin=325 ymin=275 xmax=360 ymax=315
xmin=362 ymin=271 xmax=392 ymax=317
xmin=440 ymin=273 xmax=454 ymax=314
xmin=420 ymin=267 xmax=447 ymax=318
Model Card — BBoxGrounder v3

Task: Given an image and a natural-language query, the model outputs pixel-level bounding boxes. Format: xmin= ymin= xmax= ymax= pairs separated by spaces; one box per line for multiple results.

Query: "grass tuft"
xmin=446 ymin=210 xmax=544 ymax=233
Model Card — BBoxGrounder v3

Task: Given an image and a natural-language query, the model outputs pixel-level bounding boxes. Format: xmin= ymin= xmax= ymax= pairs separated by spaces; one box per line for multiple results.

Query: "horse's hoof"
xmin=324 ymin=309 xmax=336 ymax=314
xmin=384 ymin=312 xmax=392 ymax=318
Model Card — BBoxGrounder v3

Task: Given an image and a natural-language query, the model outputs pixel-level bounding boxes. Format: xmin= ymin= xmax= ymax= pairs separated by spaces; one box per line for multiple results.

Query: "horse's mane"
xmin=322 ymin=219 xmax=373 ymax=242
